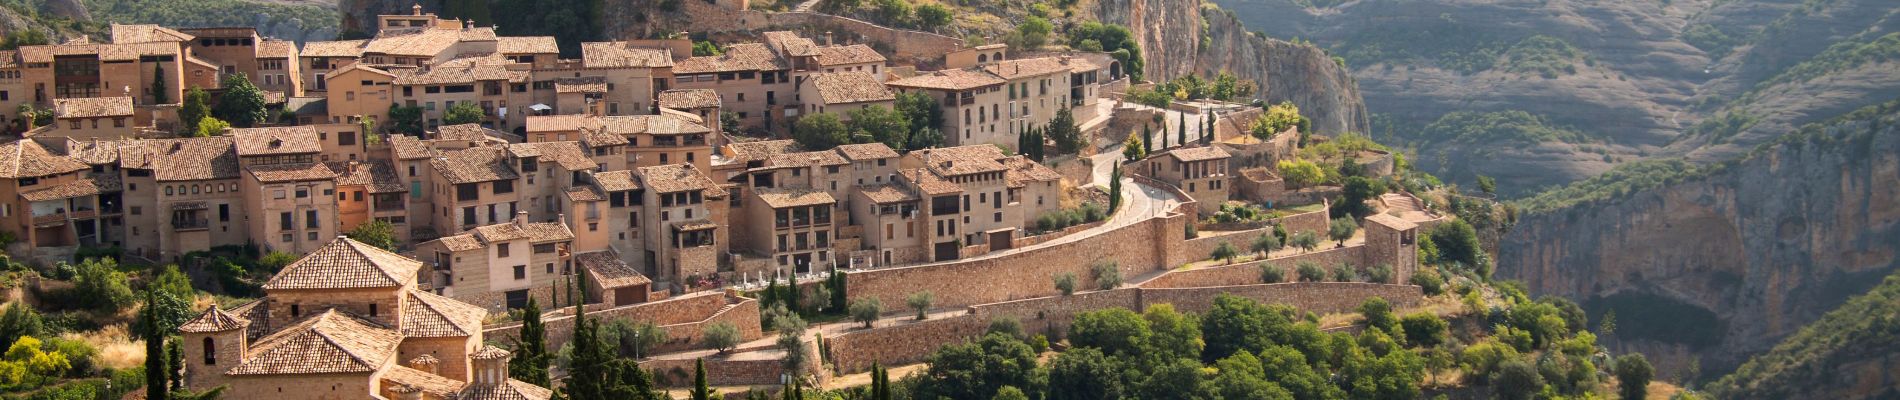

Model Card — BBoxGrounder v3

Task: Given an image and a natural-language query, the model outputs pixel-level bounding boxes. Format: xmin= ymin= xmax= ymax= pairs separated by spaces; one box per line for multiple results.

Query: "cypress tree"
xmin=1159 ymin=125 xmax=1168 ymax=149
xmin=1108 ymin=168 xmax=1123 ymax=212
xmin=787 ymin=271 xmax=801 ymax=314
xmin=151 ymin=64 xmax=168 ymax=104
xmin=1142 ymin=124 xmax=1153 ymax=155
xmin=828 ymin=266 xmax=846 ymax=313
xmin=691 ymin=358 xmax=711 ymax=400
xmin=142 ymin=290 xmax=168 ymax=400
xmin=510 ymin=299 xmax=551 ymax=386
xmin=1177 ymin=111 xmax=1187 ymax=146
xmin=167 ymin=338 xmax=184 ymax=390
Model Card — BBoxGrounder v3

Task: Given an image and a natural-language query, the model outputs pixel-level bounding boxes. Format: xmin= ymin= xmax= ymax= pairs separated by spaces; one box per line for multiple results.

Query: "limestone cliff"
xmin=1497 ymin=101 xmax=1900 ymax=379
xmin=1093 ymin=0 xmax=1370 ymax=136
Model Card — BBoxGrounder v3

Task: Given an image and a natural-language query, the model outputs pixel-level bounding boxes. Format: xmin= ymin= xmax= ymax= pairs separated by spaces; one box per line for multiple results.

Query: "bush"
xmin=1330 ymin=264 xmax=1358 ymax=282
xmin=1493 ymin=359 xmax=1544 ymax=400
xmin=1211 ymin=242 xmax=1239 ymax=264
xmin=1399 ymin=312 xmax=1449 ymax=347
xmin=1054 ymin=272 xmax=1077 ymax=295
xmin=848 ymin=298 xmax=883 ymax=328
xmin=1296 ymin=262 xmax=1326 ymax=282
xmin=702 ymin=322 xmax=740 ymax=353
xmin=1410 ymin=269 xmax=1446 ymax=295
xmin=1259 ymin=265 xmax=1285 ymax=284
xmin=1091 ymin=261 xmax=1122 ymax=290
xmin=988 ymin=317 xmax=1023 ymax=339
xmin=1290 ymin=231 xmax=1321 ymax=252
xmin=1358 ymin=297 xmax=1396 ymax=333
xmin=1365 ymin=263 xmax=1394 ymax=284
xmin=1614 ymin=354 xmax=1654 ymax=400
xmin=906 ymin=291 xmax=934 ymax=320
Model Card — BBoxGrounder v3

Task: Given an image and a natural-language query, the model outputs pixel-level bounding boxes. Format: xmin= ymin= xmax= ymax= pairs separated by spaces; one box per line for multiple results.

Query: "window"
xmin=219 ymin=204 xmax=229 ymax=222
xmin=533 ymin=243 xmax=556 ymax=253
xmin=290 ymin=304 xmax=300 ymax=317
xmin=498 ymin=243 xmax=511 ymax=257
xmin=369 ymin=303 xmax=378 ymax=316
xmin=513 ymin=265 xmax=526 ymax=280
xmin=494 ymin=179 xmax=515 ymax=194
xmin=295 ymin=188 xmax=308 ymax=198
xmin=306 ymin=210 xmax=319 ymax=228
xmin=280 ymin=212 xmax=293 ymax=231
xmin=202 ymin=337 xmax=216 ymax=365
xmin=340 ymin=131 xmax=356 ymax=145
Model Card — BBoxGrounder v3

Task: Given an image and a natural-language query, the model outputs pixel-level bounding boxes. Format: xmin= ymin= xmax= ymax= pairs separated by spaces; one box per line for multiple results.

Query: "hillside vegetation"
xmin=1707 ymin=269 xmax=1900 ymax=399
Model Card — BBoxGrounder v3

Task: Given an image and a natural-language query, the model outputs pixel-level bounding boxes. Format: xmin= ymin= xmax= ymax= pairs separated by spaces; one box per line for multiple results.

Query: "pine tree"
xmin=510 ymin=299 xmax=551 ymax=386
xmin=151 ymin=64 xmax=168 ymax=104
xmin=691 ymin=358 xmax=712 ymax=400
xmin=142 ymin=290 xmax=168 ymax=400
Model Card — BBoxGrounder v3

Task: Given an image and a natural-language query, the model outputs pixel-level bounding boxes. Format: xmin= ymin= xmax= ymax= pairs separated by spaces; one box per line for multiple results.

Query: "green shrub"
xmin=1260 ymin=265 xmax=1285 ymax=284
xmin=1296 ymin=262 xmax=1326 ymax=282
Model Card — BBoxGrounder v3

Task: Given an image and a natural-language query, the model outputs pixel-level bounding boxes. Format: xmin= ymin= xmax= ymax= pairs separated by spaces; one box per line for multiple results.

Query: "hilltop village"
xmin=0 ymin=2 xmax=1559 ymax=399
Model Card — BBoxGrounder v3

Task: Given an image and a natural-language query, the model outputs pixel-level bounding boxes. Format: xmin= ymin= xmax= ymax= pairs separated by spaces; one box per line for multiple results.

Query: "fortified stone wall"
xmin=825 ymin=313 xmax=991 ymax=373
xmin=1182 ymin=205 xmax=1328 ymax=261
xmin=683 ymin=5 xmax=965 ymax=63
xmin=1142 ymin=245 xmax=1367 ymax=289
xmin=1142 ymin=283 xmax=1421 ymax=316
xmin=643 ymin=357 xmax=785 ymax=387
xmin=485 ymin=291 xmax=763 ymax=352
xmin=969 ymin=288 xmax=1143 ymax=337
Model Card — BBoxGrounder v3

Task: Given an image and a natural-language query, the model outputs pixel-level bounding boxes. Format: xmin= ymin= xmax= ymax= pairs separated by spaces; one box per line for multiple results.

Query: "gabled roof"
xmin=898 ymin=168 xmax=961 ymax=195
xmin=232 ymin=126 xmax=323 ymax=156
xmin=178 ymin=306 xmax=250 ymax=333
xmin=885 ymin=68 xmax=1005 ymax=91
xmin=813 ymin=44 xmax=886 ymax=66
xmin=389 ymin=135 xmax=438 ymax=160
xmin=675 ymin=43 xmax=786 ymax=74
xmin=761 ymin=31 xmax=817 ymax=57
xmin=401 ymin=290 xmax=486 ymax=338
xmin=507 ymin=142 xmax=596 ymax=171
xmin=53 ymin=97 xmax=134 ymax=118
xmin=580 ymin=42 xmax=674 ymax=68
xmin=497 ymin=36 xmax=559 ymax=54
xmin=0 ymin=139 xmax=88 ymax=178
xmin=639 ymin=164 xmax=722 ymax=195
xmin=227 ymin=309 xmax=401 ymax=375
xmin=430 ymin=147 xmax=519 ymax=184
xmin=808 ymin=72 xmax=894 ymax=105
xmin=110 ymin=24 xmax=195 ymax=44
xmin=576 ymin=251 xmax=649 ymax=289
xmin=472 ymin=220 xmax=575 ymax=244
xmin=835 ymin=143 xmax=899 ymax=161
xmin=327 ymin=160 xmax=405 ymax=193
xmin=657 ymin=89 xmax=721 ymax=110
xmin=591 ymin=170 xmax=642 ymax=192
xmin=262 ymin=237 xmax=423 ymax=290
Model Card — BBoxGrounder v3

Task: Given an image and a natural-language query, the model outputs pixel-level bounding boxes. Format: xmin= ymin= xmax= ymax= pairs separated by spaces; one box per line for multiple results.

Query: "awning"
xmin=528 ymin=104 xmax=553 ymax=111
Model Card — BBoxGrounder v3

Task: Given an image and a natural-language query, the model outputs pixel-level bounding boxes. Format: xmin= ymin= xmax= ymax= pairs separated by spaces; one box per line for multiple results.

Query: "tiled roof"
xmin=473 ymin=221 xmax=575 ymax=243
xmin=452 ymin=379 xmax=553 ymax=400
xmin=364 ymin=28 xmax=465 ymax=57
xmin=228 ymin=309 xmax=400 ymax=375
xmin=834 ymin=143 xmax=899 ymax=161
xmin=19 ymin=173 xmax=121 ymax=202
xmin=982 ymin=57 xmax=1073 ymax=80
xmin=899 ymin=168 xmax=961 ymax=195
xmin=580 ymin=42 xmax=674 ymax=68
xmin=249 ymin=162 xmax=339 ymax=183
xmin=53 ymin=97 xmax=133 ymax=118
xmin=657 ymin=89 xmax=721 ymax=110
xmin=67 ymin=139 xmax=122 ymax=165
xmin=497 ymin=36 xmax=559 ymax=54
xmin=554 ymin=76 xmax=607 ymax=93
xmin=394 ymin=61 xmax=528 ymax=85
xmin=601 ymin=114 xmax=713 ymax=136
xmin=381 ymin=365 xmax=464 ymax=398
xmin=507 ymin=142 xmax=597 ymax=171
xmin=116 ymin=137 xmax=240 ymax=181
xmin=580 ymin=128 xmax=629 ymax=148
xmin=256 ymin=39 xmax=298 ymax=59
xmin=565 ymin=185 xmax=605 ymax=202
xmin=434 ymin=234 xmax=484 ymax=252
xmin=756 ymin=188 xmax=836 ymax=208
xmin=262 ymin=237 xmax=423 ymax=290
xmin=401 ymin=290 xmax=486 ymax=338
xmin=721 ymin=140 xmax=800 ymax=164
xmin=857 ymin=183 xmax=919 ymax=204
xmin=435 ymin=124 xmax=507 ymax=143
xmin=675 ymin=43 xmax=786 ymax=74
xmin=761 ymin=31 xmax=817 ymax=57
xmin=885 ymin=68 xmax=1005 ymax=90
xmin=524 ymin=115 xmax=594 ymax=133
xmin=323 ymin=63 xmax=395 ymax=82
xmin=389 ymin=135 xmax=438 ymax=160
xmin=674 ymin=219 xmax=719 ymax=231
xmin=0 ymin=139 xmax=89 ymax=178
xmin=327 ymin=160 xmax=405 ymax=193
xmin=471 ymin=345 xmax=511 ymax=360
xmin=0 ymin=50 xmax=17 ymax=69
xmin=1168 ymin=146 xmax=1231 ymax=162
xmin=639 ymin=164 xmax=721 ymax=194
xmin=287 ymin=96 xmax=328 ymax=117
xmin=914 ymin=145 xmax=1007 ymax=176
xmin=178 ymin=306 xmax=250 ymax=333
xmin=1000 ymin=156 xmax=1060 ymax=187
xmin=767 ymin=150 xmax=848 ymax=168
xmin=813 ymin=44 xmax=886 ymax=66
xmin=110 ymin=24 xmax=195 ymax=43
xmin=576 ymin=251 xmax=649 ymax=289
xmin=300 ymin=39 xmax=368 ymax=57
xmin=18 ymin=42 xmax=179 ymax=63
xmin=591 ymin=170 xmax=642 ymax=192
xmin=430 ymin=147 xmax=519 ymax=184
xmin=1365 ymin=213 xmax=1419 ymax=231
xmin=232 ymin=126 xmax=322 ymax=155
xmin=809 ymin=72 xmax=894 ymax=104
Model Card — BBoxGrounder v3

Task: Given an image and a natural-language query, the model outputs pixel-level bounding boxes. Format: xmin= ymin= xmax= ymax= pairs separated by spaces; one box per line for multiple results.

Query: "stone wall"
xmin=969 ymin=288 xmax=1142 ymax=337
xmin=1143 ymin=244 xmax=1367 ymax=288
xmin=825 ymin=313 xmax=991 ymax=373
xmin=687 ymin=9 xmax=964 ymax=64
xmin=485 ymin=291 xmax=762 ymax=353
xmin=643 ymin=357 xmax=785 ymax=387
xmin=1045 ymin=154 xmax=1094 ymax=186
xmin=1141 ymin=282 xmax=1422 ymax=316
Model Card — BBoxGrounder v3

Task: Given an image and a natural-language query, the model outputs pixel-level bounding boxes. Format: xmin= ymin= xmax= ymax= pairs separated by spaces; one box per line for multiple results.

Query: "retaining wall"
xmin=643 ymin=357 xmax=785 ymax=387
xmin=1142 ymin=244 xmax=1367 ymax=288
xmin=485 ymin=291 xmax=764 ymax=353
xmin=1141 ymin=283 xmax=1421 ymax=316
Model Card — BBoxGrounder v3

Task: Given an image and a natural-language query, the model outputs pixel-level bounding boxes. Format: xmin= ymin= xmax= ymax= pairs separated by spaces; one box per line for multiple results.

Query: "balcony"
xmin=31 ymin=212 xmax=67 ymax=227
xmin=373 ymin=201 xmax=406 ymax=212
xmin=172 ymin=218 xmax=209 ymax=231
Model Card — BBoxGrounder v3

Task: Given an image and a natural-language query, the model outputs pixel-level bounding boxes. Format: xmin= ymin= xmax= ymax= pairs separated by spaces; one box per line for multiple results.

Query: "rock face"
xmin=1497 ymin=108 xmax=1900 ymax=377
xmin=1094 ymin=0 xmax=1370 ymax=136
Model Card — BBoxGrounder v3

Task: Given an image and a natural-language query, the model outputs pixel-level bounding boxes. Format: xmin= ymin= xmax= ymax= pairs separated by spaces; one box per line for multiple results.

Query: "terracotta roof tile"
xmin=19 ymin=173 xmax=121 ymax=202
xmin=857 ymin=183 xmax=919 ymax=204
xmin=756 ymin=187 xmax=836 ymax=208
xmin=178 ymin=306 xmax=249 ymax=333
xmin=657 ymin=89 xmax=721 ymax=110
xmin=381 ymin=365 xmax=464 ymax=398
xmin=507 ymin=142 xmax=597 ymax=171
xmin=720 ymin=140 xmax=800 ymax=165
xmin=675 ymin=43 xmax=786 ymax=74
xmin=761 ymin=31 xmax=817 ymax=57
xmin=300 ymin=39 xmax=368 ymax=58
xmin=813 ymin=44 xmax=886 ymax=66
xmin=554 ymin=76 xmax=607 ymax=93
xmin=435 ymin=124 xmax=507 ymax=143
xmin=18 ymin=42 xmax=180 ymax=63
xmin=66 ymin=139 xmax=122 ymax=165
xmin=110 ymin=24 xmax=194 ymax=44
xmin=473 ymin=221 xmax=575 ymax=243
xmin=228 ymin=309 xmax=400 ymax=375
xmin=497 ymin=36 xmax=558 ymax=54
xmin=834 ymin=143 xmax=899 ymax=161
xmin=639 ymin=164 xmax=721 ymax=194
xmin=580 ymin=42 xmax=674 ymax=68
xmin=434 ymin=234 xmax=484 ymax=252
xmin=118 ymin=137 xmax=240 ymax=181
xmin=327 ymin=160 xmax=405 ymax=193
xmin=364 ymin=28 xmax=465 ymax=57
xmin=430 ymin=147 xmax=520 ymax=184
xmin=232 ymin=126 xmax=322 ymax=155
xmin=982 ymin=57 xmax=1072 ymax=80
xmin=249 ymin=162 xmax=339 ymax=183
xmin=0 ymin=139 xmax=89 ymax=178
xmin=576 ymin=251 xmax=649 ymax=289
xmin=402 ymin=290 xmax=486 ymax=338
xmin=899 ymin=168 xmax=961 ymax=195
xmin=601 ymin=114 xmax=712 ymax=136
xmin=1365 ymin=213 xmax=1418 ymax=231
xmin=565 ymin=185 xmax=604 ymax=202
xmin=809 ymin=72 xmax=894 ymax=104
xmin=767 ymin=150 xmax=848 ymax=168
xmin=1168 ymin=146 xmax=1231 ymax=162
xmin=394 ymin=61 xmax=528 ymax=85
xmin=453 ymin=379 xmax=553 ymax=400
xmin=524 ymin=115 xmax=594 ymax=133
xmin=389 ymin=135 xmax=438 ymax=160
xmin=54 ymin=97 xmax=134 ymax=119
xmin=262 ymin=237 xmax=423 ymax=290
xmin=591 ymin=170 xmax=642 ymax=192
xmin=1001 ymin=156 xmax=1060 ymax=187
xmin=885 ymin=68 xmax=1005 ymax=90
xmin=914 ymin=145 xmax=1007 ymax=176
xmin=256 ymin=39 xmax=297 ymax=60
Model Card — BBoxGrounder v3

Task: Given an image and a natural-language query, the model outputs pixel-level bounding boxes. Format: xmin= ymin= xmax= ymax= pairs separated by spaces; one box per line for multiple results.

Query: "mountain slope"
xmin=1497 ymin=98 xmax=1900 ymax=380
xmin=1706 ymin=268 xmax=1900 ymax=400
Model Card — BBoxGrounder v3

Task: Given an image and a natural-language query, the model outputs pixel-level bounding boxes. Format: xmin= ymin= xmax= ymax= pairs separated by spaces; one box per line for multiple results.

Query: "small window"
xmin=368 ymin=303 xmax=378 ymax=316
xmin=513 ymin=265 xmax=526 ymax=280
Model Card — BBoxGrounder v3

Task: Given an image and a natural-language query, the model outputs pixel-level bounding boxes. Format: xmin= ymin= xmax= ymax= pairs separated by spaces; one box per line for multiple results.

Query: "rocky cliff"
xmin=1094 ymin=0 xmax=1370 ymax=136
xmin=1497 ymin=100 xmax=1900 ymax=379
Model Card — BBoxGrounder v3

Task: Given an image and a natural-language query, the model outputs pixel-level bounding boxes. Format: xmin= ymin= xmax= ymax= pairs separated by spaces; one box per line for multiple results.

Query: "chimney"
xmin=412 ymin=3 xmax=423 ymax=16
xmin=470 ymin=346 xmax=512 ymax=386
xmin=406 ymin=354 xmax=440 ymax=376
xmin=515 ymin=210 xmax=528 ymax=227
xmin=825 ymin=31 xmax=833 ymax=46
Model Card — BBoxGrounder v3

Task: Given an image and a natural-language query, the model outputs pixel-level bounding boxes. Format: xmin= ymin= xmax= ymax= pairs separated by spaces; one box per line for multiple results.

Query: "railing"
xmin=374 ymin=202 xmax=406 ymax=212
xmin=172 ymin=218 xmax=209 ymax=231
xmin=31 ymin=212 xmax=67 ymax=225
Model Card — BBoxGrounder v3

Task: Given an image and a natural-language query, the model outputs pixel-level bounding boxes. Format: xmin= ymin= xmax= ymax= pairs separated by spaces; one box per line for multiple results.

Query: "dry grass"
xmin=63 ymin=324 xmax=144 ymax=370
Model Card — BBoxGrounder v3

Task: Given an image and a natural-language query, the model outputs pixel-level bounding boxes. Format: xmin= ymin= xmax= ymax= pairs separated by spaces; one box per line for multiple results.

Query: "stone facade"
xmin=643 ymin=358 xmax=787 ymax=387
xmin=485 ymin=291 xmax=763 ymax=354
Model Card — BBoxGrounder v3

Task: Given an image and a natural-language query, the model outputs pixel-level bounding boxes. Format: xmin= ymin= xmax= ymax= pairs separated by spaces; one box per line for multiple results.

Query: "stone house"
xmin=416 ymin=212 xmax=576 ymax=312
xmin=796 ymin=72 xmax=895 ymax=119
xmin=898 ymin=145 xmax=1062 ymax=261
xmin=234 ymin=126 xmax=341 ymax=255
xmin=1133 ymin=146 xmax=1232 ymax=215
